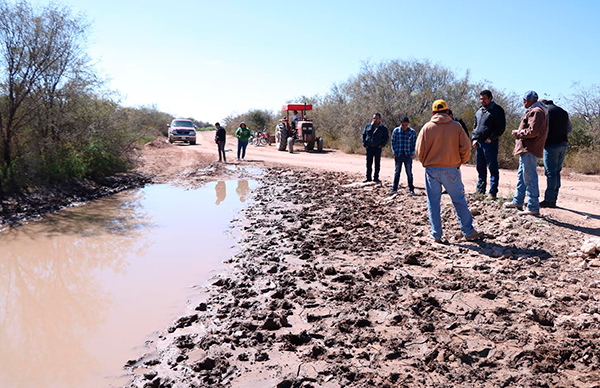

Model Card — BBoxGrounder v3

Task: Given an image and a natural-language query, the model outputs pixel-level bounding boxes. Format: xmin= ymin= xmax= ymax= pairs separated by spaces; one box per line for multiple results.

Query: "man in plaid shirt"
xmin=390 ymin=117 xmax=417 ymax=195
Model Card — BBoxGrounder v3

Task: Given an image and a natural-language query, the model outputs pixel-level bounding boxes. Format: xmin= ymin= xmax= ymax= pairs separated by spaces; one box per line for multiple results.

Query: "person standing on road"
xmin=390 ymin=116 xmax=416 ymax=195
xmin=505 ymin=91 xmax=548 ymax=216
xmin=472 ymin=90 xmax=506 ymax=200
xmin=416 ymin=100 xmax=480 ymax=243
xmin=235 ymin=122 xmax=252 ymax=160
xmin=361 ymin=113 xmax=389 ymax=184
xmin=539 ymin=99 xmax=572 ymax=208
xmin=215 ymin=122 xmax=226 ymax=163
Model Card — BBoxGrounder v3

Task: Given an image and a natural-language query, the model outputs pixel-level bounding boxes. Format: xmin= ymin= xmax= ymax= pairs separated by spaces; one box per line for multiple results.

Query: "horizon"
xmin=25 ymin=0 xmax=600 ymax=123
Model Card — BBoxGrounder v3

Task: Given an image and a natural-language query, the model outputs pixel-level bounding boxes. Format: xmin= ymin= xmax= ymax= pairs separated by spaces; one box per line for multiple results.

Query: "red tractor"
xmin=275 ymin=103 xmax=324 ymax=153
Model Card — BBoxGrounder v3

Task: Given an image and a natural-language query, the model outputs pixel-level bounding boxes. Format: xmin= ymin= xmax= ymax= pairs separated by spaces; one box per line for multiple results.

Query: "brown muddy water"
xmin=0 ymin=180 xmax=256 ymax=388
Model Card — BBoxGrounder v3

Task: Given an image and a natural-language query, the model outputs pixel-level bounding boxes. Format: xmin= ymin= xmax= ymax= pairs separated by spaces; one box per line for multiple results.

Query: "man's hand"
xmin=472 ymin=140 xmax=478 ymax=149
xmin=512 ymin=130 xmax=519 ymax=138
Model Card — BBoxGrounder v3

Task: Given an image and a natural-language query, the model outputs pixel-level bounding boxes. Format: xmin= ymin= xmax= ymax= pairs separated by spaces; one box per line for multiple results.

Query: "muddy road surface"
xmin=121 ymin=136 xmax=600 ymax=387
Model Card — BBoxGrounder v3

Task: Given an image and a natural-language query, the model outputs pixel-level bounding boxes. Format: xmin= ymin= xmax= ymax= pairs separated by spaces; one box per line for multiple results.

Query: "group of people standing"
xmin=214 ymin=122 xmax=252 ymax=163
xmin=361 ymin=89 xmax=572 ymax=242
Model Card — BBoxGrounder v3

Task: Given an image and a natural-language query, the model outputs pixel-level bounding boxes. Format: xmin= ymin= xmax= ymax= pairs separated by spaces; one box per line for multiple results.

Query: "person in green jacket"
xmin=235 ymin=122 xmax=252 ymax=160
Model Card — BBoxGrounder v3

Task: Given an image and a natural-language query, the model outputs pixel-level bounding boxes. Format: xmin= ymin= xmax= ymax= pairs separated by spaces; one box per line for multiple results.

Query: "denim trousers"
xmin=543 ymin=143 xmax=568 ymax=203
xmin=365 ymin=147 xmax=382 ymax=180
xmin=475 ymin=140 xmax=499 ymax=196
xmin=392 ymin=155 xmax=414 ymax=191
xmin=237 ymin=141 xmax=248 ymax=159
xmin=425 ymin=167 xmax=475 ymax=240
xmin=218 ymin=142 xmax=226 ymax=162
xmin=513 ymin=152 xmax=540 ymax=211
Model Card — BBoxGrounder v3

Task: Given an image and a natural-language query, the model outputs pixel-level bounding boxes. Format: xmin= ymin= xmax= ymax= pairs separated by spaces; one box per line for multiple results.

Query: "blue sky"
xmin=29 ymin=0 xmax=600 ymax=122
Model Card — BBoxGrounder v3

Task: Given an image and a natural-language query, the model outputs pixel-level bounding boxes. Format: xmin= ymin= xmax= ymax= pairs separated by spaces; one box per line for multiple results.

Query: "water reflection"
xmin=0 ymin=192 xmax=151 ymax=388
xmin=215 ymin=181 xmax=226 ymax=205
xmin=0 ymin=181 xmax=258 ymax=388
xmin=236 ymin=180 xmax=249 ymax=202
xmin=214 ymin=180 xmax=251 ymax=205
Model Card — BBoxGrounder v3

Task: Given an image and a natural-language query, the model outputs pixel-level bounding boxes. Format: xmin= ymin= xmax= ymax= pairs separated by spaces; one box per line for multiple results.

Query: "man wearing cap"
xmin=539 ymin=99 xmax=572 ymax=208
xmin=362 ymin=112 xmax=389 ymax=184
xmin=472 ymin=90 xmax=506 ymax=200
xmin=416 ymin=100 xmax=480 ymax=242
xmin=505 ymin=91 xmax=548 ymax=216
xmin=390 ymin=116 xmax=416 ymax=194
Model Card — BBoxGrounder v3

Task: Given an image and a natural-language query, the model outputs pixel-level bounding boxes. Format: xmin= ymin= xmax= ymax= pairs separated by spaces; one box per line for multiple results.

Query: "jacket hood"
xmin=430 ymin=113 xmax=452 ymax=124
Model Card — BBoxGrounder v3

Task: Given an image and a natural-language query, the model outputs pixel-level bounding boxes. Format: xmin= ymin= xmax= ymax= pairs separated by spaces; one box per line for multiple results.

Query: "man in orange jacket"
xmin=416 ymin=100 xmax=480 ymax=243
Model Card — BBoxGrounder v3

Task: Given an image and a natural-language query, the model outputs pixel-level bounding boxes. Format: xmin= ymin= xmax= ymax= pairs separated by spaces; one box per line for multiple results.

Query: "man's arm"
xmin=518 ymin=110 xmax=546 ymax=139
xmin=381 ymin=126 xmax=389 ymax=148
xmin=415 ymin=128 xmax=426 ymax=163
xmin=459 ymin=128 xmax=471 ymax=164
xmin=491 ymin=105 xmax=507 ymax=140
xmin=362 ymin=125 xmax=368 ymax=147
xmin=391 ymin=128 xmax=398 ymax=155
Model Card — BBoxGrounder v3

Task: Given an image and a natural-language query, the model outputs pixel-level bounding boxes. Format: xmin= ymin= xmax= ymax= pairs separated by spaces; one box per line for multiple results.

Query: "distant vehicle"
xmin=167 ymin=119 xmax=197 ymax=145
xmin=275 ymin=103 xmax=323 ymax=153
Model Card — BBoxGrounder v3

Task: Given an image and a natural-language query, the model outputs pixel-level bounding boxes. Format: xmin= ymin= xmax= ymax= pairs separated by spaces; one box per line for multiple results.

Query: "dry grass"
xmin=566 ymin=147 xmax=600 ymax=174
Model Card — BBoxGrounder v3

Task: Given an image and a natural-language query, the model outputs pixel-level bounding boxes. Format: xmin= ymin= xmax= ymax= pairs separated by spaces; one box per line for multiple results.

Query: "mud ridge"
xmin=0 ymin=172 xmax=151 ymax=226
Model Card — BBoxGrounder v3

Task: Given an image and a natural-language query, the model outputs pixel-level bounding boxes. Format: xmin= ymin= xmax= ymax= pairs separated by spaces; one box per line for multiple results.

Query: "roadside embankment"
xmin=0 ymin=172 xmax=151 ymax=226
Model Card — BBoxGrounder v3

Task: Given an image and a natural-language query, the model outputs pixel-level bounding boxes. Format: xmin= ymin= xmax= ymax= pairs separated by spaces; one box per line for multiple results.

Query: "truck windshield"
xmin=173 ymin=121 xmax=194 ymax=128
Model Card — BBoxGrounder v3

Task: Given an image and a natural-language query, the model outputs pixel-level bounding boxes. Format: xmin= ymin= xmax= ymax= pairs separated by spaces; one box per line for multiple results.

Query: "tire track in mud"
xmin=124 ymin=167 xmax=600 ymax=388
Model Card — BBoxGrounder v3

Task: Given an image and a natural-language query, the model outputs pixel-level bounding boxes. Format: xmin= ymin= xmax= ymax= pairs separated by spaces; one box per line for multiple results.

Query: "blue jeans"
xmin=392 ymin=155 xmax=414 ymax=191
xmin=475 ymin=140 xmax=499 ymax=196
xmin=543 ymin=143 xmax=568 ymax=203
xmin=365 ymin=147 xmax=382 ymax=180
xmin=425 ymin=167 xmax=475 ymax=240
xmin=513 ymin=152 xmax=540 ymax=212
xmin=218 ymin=141 xmax=226 ymax=162
xmin=237 ymin=141 xmax=248 ymax=159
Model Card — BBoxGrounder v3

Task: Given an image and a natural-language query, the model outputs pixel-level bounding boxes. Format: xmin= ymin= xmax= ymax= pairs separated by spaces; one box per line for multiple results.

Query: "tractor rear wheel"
xmin=287 ymin=137 xmax=294 ymax=153
xmin=317 ymin=137 xmax=324 ymax=152
xmin=304 ymin=141 xmax=315 ymax=152
xmin=276 ymin=128 xmax=287 ymax=151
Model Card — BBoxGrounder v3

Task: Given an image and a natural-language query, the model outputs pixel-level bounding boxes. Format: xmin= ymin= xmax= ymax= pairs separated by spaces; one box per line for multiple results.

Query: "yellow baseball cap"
xmin=432 ymin=99 xmax=448 ymax=112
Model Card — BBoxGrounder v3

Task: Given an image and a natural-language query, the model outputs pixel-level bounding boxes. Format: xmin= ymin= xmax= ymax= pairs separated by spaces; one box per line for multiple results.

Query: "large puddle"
xmin=0 ymin=180 xmax=256 ymax=388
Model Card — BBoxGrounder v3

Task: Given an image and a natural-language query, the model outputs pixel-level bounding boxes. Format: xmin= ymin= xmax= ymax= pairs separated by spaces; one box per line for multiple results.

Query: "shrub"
xmin=566 ymin=147 xmax=600 ymax=175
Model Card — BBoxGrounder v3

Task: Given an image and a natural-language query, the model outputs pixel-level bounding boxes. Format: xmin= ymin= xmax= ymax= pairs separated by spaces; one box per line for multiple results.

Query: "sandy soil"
xmin=124 ymin=134 xmax=600 ymax=388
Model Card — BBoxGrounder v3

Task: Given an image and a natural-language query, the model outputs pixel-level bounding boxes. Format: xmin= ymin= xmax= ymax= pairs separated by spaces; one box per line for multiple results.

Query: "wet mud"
xmin=124 ymin=167 xmax=600 ymax=388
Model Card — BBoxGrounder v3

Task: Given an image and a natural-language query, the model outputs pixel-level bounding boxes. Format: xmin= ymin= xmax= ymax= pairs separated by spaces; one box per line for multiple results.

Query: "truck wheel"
xmin=168 ymin=137 xmax=173 ymax=144
xmin=190 ymin=140 xmax=196 ymax=145
xmin=287 ymin=137 xmax=294 ymax=153
xmin=304 ymin=141 xmax=315 ymax=151
xmin=317 ymin=137 xmax=324 ymax=152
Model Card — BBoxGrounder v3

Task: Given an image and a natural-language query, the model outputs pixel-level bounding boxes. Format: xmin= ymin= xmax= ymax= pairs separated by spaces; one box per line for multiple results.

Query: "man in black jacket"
xmin=362 ymin=112 xmax=389 ymax=184
xmin=472 ymin=90 xmax=506 ymax=199
xmin=449 ymin=109 xmax=469 ymax=137
xmin=215 ymin=122 xmax=226 ymax=163
xmin=539 ymin=100 xmax=571 ymax=208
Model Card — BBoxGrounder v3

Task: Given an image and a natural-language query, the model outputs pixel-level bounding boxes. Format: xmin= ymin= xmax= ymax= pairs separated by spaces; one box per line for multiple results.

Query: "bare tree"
xmin=0 ymin=0 xmax=88 ymax=166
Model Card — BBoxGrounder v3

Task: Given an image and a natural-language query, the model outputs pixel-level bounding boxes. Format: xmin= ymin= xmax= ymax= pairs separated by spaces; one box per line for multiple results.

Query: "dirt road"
xmin=125 ymin=134 xmax=600 ymax=388
xmin=148 ymin=131 xmax=600 ymax=233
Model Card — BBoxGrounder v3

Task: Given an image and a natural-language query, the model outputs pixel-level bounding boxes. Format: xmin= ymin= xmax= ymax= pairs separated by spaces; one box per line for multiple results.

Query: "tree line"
xmin=0 ymin=1 xmax=177 ymax=194
xmin=227 ymin=59 xmax=599 ymax=174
